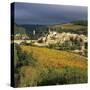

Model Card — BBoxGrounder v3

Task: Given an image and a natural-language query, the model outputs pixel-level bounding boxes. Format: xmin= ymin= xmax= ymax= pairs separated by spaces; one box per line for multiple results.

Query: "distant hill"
xmin=48 ymin=20 xmax=87 ymax=35
xmin=14 ymin=20 xmax=87 ymax=39
xmin=71 ymin=20 xmax=87 ymax=26
xmin=14 ymin=24 xmax=26 ymax=35
xmin=49 ymin=23 xmax=86 ymax=30
xmin=20 ymin=24 xmax=49 ymax=39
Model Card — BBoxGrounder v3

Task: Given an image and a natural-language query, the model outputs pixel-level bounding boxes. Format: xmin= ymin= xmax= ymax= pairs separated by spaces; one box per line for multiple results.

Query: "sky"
xmin=13 ymin=2 xmax=87 ymax=25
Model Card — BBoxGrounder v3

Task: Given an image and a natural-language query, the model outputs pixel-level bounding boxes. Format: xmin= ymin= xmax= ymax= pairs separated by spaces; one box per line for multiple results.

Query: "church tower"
xmin=33 ymin=30 xmax=35 ymax=36
xmin=48 ymin=27 xmax=51 ymax=34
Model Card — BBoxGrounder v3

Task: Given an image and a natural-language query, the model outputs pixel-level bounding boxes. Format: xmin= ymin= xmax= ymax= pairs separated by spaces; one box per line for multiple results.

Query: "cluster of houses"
xmin=14 ymin=28 xmax=87 ymax=56
xmin=14 ymin=33 xmax=30 ymax=40
xmin=37 ymin=29 xmax=87 ymax=56
xmin=37 ymin=29 xmax=87 ymax=45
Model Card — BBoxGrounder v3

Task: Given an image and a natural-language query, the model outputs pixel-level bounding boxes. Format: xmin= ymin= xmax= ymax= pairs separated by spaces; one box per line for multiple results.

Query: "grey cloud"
xmin=14 ymin=2 xmax=87 ymax=25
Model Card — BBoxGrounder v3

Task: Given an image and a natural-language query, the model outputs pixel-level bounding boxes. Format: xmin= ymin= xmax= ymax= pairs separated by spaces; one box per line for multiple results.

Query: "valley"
xmin=12 ymin=20 xmax=88 ymax=87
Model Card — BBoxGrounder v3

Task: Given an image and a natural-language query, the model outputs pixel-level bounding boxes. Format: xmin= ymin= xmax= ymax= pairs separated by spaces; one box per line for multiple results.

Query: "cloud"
xmin=14 ymin=2 xmax=87 ymax=25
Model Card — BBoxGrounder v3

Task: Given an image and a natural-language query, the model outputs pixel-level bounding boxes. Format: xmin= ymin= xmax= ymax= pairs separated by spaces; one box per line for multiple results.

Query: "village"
xmin=14 ymin=28 xmax=87 ymax=57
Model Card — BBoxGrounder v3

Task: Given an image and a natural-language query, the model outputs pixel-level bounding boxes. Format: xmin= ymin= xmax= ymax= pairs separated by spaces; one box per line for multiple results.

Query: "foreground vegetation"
xmin=14 ymin=44 xmax=88 ymax=87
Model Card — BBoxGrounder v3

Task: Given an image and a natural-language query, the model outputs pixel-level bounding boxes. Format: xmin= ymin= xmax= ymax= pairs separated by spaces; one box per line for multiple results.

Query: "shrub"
xmin=15 ymin=45 xmax=87 ymax=87
xmin=19 ymin=66 xmax=87 ymax=87
xmin=14 ymin=44 xmax=37 ymax=87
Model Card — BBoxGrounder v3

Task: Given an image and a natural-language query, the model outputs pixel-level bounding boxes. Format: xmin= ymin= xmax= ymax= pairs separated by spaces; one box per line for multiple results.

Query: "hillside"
xmin=14 ymin=20 xmax=87 ymax=40
xmin=14 ymin=45 xmax=87 ymax=87
xmin=48 ymin=23 xmax=87 ymax=35
xmin=71 ymin=20 xmax=87 ymax=26
xmin=49 ymin=20 xmax=87 ymax=30
xmin=14 ymin=24 xmax=26 ymax=35
xmin=21 ymin=45 xmax=87 ymax=69
xmin=49 ymin=23 xmax=86 ymax=30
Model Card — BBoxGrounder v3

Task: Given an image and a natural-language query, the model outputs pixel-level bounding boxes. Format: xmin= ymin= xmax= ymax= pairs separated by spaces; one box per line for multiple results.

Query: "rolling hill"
xmin=49 ymin=23 xmax=86 ymax=30
xmin=21 ymin=45 xmax=87 ymax=69
xmin=48 ymin=22 xmax=87 ymax=35
xmin=14 ymin=24 xmax=26 ymax=35
xmin=15 ymin=45 xmax=87 ymax=87
xmin=13 ymin=20 xmax=87 ymax=40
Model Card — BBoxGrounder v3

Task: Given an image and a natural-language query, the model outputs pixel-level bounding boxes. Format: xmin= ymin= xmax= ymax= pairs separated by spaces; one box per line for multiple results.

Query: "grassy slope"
xmin=50 ymin=23 xmax=86 ymax=30
xmin=19 ymin=45 xmax=87 ymax=87
xmin=61 ymin=23 xmax=86 ymax=30
xmin=21 ymin=45 xmax=87 ymax=69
